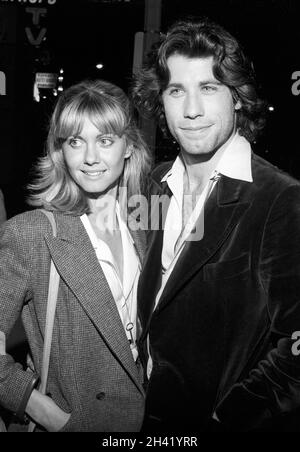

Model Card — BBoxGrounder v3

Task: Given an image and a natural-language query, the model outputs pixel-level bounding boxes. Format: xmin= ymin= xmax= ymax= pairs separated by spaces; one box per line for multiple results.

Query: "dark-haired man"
xmin=133 ymin=18 xmax=300 ymax=432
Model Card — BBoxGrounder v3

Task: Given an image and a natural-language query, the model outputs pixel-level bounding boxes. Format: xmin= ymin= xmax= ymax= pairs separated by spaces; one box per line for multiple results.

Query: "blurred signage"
xmin=0 ymin=0 xmax=56 ymax=4
xmin=87 ymin=0 xmax=136 ymax=3
xmin=25 ymin=6 xmax=48 ymax=46
xmin=35 ymin=72 xmax=57 ymax=88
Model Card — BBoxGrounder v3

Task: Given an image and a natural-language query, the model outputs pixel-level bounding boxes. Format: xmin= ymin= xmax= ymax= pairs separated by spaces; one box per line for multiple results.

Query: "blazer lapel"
xmin=155 ymin=175 xmax=252 ymax=313
xmin=44 ymin=213 xmax=143 ymax=393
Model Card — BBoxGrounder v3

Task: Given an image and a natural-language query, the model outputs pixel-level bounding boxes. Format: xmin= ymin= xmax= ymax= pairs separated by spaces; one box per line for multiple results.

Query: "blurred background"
xmin=0 ymin=0 xmax=300 ymax=219
xmin=0 ymin=0 xmax=299 ymax=382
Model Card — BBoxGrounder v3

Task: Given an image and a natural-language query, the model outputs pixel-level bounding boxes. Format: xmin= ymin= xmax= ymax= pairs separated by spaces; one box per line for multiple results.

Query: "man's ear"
xmin=235 ymin=100 xmax=242 ymax=110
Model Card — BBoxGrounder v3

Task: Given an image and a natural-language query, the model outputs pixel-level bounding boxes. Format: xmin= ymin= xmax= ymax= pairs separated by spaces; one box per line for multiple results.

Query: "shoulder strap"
xmin=39 ymin=209 xmax=59 ymax=395
xmin=40 ymin=209 xmax=57 ymax=238
xmin=28 ymin=209 xmax=60 ymax=432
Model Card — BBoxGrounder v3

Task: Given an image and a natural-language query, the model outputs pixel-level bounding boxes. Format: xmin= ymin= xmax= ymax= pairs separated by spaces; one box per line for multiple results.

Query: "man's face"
xmin=162 ymin=54 xmax=241 ymax=163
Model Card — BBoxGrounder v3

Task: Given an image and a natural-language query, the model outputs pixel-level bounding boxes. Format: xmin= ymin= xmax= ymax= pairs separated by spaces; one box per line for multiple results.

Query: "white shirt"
xmin=147 ymin=132 xmax=253 ymax=377
xmin=80 ymin=204 xmax=140 ymax=361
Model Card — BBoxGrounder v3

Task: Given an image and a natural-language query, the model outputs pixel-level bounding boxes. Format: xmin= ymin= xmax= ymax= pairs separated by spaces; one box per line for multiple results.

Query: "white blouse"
xmin=80 ymin=204 xmax=140 ymax=361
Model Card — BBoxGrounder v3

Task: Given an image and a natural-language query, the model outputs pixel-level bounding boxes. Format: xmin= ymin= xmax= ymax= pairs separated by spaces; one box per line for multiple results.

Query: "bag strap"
xmin=28 ymin=209 xmax=60 ymax=432
xmin=39 ymin=210 xmax=59 ymax=395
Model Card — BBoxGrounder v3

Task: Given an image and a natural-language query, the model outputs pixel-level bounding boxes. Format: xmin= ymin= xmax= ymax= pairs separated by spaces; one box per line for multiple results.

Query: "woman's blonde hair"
xmin=28 ymin=79 xmax=152 ymax=215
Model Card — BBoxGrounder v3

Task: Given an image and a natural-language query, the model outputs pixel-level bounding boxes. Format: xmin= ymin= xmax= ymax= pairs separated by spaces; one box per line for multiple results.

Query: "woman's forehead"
xmin=58 ymin=106 xmax=125 ymax=137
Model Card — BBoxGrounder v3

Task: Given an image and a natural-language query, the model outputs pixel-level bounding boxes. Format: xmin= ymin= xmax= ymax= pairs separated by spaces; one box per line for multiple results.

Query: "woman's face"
xmin=62 ymin=117 xmax=131 ymax=196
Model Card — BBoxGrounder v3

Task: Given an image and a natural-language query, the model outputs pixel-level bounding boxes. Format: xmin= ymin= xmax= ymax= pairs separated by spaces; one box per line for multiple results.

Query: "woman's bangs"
xmin=56 ymin=96 xmax=127 ymax=144
xmin=89 ymin=99 xmax=127 ymax=137
xmin=56 ymin=101 xmax=88 ymax=143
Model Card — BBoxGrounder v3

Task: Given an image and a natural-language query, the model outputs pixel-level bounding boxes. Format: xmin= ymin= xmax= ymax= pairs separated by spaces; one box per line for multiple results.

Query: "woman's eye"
xmin=99 ymin=137 xmax=114 ymax=146
xmin=68 ymin=138 xmax=82 ymax=148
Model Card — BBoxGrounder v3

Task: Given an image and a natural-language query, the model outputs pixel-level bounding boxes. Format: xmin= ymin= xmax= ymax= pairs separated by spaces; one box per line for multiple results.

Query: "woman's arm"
xmin=0 ymin=216 xmax=38 ymax=416
xmin=0 ymin=214 xmax=71 ymax=431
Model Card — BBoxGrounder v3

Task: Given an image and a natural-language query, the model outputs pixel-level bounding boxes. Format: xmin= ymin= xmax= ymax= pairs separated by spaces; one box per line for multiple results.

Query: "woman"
xmin=0 ymin=80 xmax=151 ymax=432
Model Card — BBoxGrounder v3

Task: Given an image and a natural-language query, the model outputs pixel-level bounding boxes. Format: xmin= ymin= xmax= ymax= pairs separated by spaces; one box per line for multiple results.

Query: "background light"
xmin=96 ymin=63 xmax=104 ymax=69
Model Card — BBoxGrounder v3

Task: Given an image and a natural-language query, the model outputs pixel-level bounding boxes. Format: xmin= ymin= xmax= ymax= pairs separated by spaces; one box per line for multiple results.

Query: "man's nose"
xmin=84 ymin=142 xmax=100 ymax=165
xmin=183 ymin=92 xmax=205 ymax=119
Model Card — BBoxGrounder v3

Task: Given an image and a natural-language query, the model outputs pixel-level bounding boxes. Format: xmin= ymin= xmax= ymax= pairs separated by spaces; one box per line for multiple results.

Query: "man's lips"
xmin=180 ymin=124 xmax=212 ymax=132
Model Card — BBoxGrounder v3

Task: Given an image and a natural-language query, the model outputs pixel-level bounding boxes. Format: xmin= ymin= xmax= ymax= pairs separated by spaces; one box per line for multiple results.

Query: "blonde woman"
xmin=0 ymin=80 xmax=151 ymax=432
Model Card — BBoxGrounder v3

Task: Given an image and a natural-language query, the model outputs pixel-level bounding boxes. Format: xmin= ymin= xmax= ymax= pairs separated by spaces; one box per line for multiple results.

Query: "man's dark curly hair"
xmin=132 ymin=18 xmax=266 ymax=142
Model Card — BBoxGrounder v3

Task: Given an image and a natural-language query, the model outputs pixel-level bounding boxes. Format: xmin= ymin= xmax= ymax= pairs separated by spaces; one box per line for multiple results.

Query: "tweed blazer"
xmin=0 ymin=209 xmax=145 ymax=432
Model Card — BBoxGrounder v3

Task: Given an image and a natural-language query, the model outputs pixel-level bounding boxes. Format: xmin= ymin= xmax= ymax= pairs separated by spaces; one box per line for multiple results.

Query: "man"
xmin=132 ymin=18 xmax=300 ymax=432
xmin=0 ymin=189 xmax=6 ymax=225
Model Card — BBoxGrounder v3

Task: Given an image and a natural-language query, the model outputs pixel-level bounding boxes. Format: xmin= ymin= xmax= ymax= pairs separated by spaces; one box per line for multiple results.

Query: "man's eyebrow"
xmin=165 ymin=82 xmax=184 ymax=89
xmin=199 ymin=79 xmax=223 ymax=86
xmin=166 ymin=80 xmax=223 ymax=89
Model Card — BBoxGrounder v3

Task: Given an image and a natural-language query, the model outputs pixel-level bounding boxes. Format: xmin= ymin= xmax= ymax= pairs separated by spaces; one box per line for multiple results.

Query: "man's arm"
xmin=215 ymin=184 xmax=300 ymax=431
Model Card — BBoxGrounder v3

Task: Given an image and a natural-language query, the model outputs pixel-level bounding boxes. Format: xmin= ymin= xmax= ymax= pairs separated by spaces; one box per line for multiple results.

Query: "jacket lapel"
xmin=155 ymin=175 xmax=252 ymax=312
xmin=139 ymin=174 xmax=253 ymax=339
xmin=44 ymin=213 xmax=144 ymax=393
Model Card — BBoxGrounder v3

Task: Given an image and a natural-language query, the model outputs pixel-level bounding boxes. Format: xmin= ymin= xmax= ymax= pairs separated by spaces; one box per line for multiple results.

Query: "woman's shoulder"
xmin=2 ymin=209 xmax=55 ymax=240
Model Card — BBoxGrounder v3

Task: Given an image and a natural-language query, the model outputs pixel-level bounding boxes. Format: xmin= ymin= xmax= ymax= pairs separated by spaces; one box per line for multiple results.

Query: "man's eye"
xmin=202 ymin=85 xmax=217 ymax=93
xmin=169 ymin=88 xmax=184 ymax=97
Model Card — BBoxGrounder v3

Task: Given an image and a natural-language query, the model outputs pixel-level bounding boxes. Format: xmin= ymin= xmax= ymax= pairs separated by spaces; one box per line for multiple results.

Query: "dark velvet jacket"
xmin=137 ymin=152 xmax=300 ymax=432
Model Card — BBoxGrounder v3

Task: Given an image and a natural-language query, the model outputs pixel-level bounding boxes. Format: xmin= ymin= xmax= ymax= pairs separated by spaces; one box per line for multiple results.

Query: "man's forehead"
xmin=166 ymin=54 xmax=217 ymax=83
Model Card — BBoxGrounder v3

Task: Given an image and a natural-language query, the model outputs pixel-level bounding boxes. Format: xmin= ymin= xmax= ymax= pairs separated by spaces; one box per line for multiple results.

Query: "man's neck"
xmin=181 ymin=132 xmax=237 ymax=193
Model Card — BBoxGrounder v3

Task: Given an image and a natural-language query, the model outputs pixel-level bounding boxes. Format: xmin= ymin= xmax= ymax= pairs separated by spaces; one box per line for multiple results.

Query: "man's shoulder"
xmin=252 ymin=153 xmax=300 ymax=191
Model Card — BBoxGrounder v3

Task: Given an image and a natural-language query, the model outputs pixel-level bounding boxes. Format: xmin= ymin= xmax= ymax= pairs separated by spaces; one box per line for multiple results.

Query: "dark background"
xmin=0 ymin=0 xmax=300 ymax=219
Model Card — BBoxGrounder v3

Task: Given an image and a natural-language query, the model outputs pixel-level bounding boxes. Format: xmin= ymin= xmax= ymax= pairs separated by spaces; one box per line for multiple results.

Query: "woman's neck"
xmin=87 ymin=185 xmax=119 ymax=234
xmin=87 ymin=186 xmax=124 ymax=280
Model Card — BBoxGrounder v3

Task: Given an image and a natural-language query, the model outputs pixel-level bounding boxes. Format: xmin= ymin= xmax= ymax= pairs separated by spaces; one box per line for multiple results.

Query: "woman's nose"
xmin=84 ymin=142 xmax=100 ymax=165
